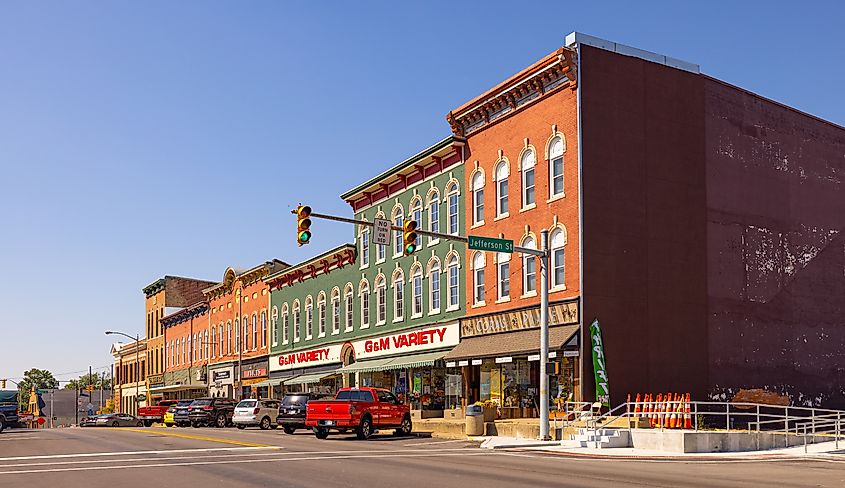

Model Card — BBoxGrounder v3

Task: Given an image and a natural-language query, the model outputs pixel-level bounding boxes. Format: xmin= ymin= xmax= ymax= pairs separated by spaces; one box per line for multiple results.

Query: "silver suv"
xmin=232 ymin=399 xmax=280 ymax=430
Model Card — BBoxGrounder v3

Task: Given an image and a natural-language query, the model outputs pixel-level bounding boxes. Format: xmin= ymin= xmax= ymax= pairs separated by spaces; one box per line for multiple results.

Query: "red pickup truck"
xmin=137 ymin=400 xmax=180 ymax=427
xmin=306 ymin=387 xmax=412 ymax=440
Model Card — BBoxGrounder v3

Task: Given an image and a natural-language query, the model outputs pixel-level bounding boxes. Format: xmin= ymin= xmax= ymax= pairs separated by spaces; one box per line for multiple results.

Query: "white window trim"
xmin=548 ymin=135 xmax=566 ymax=199
xmin=359 ymin=227 xmax=370 ymax=269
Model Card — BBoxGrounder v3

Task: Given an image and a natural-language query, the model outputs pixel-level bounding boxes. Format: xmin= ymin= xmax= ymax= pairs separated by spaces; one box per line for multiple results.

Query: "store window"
xmin=472 ymin=172 xmax=484 ymax=225
xmin=305 ymin=296 xmax=313 ymax=340
xmin=376 ymin=275 xmax=386 ymax=325
xmin=293 ymin=301 xmax=301 ymax=342
xmin=472 ymin=252 xmax=486 ymax=305
xmin=448 ymin=255 xmax=460 ymax=309
xmin=522 ymin=236 xmax=537 ymax=294
xmin=447 ymin=182 xmax=459 ymax=234
xmin=551 ymin=228 xmax=565 ymax=288
xmin=522 ymin=149 xmax=536 ymax=207
xmin=429 ymin=260 xmax=441 ymax=313
xmin=345 ymin=285 xmax=354 ymax=332
xmin=318 ymin=293 xmax=327 ymax=337
xmin=360 ymin=282 xmax=370 ymax=328
xmin=549 ymin=136 xmax=564 ymax=197
xmin=497 ymin=252 xmax=510 ymax=300
xmin=331 ymin=289 xmax=340 ymax=334
xmin=392 ymin=205 xmax=404 ymax=257
xmin=393 ymin=270 xmax=405 ymax=321
xmin=495 ymin=160 xmax=509 ymax=216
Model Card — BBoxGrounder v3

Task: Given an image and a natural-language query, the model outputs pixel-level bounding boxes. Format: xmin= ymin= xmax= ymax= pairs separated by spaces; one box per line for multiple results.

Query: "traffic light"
xmin=0 ymin=379 xmax=6 ymax=389
xmin=403 ymin=220 xmax=418 ymax=256
xmin=295 ymin=205 xmax=312 ymax=246
xmin=86 ymin=384 xmax=94 ymax=393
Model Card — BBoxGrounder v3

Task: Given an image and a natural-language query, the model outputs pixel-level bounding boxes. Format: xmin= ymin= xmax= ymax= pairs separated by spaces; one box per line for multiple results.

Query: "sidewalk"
xmin=479 ymin=436 xmax=845 ymax=461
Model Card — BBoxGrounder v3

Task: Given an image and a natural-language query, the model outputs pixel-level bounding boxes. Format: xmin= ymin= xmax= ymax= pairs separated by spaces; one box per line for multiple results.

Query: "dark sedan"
xmin=95 ymin=413 xmax=143 ymax=427
xmin=276 ymin=393 xmax=325 ymax=434
xmin=172 ymin=399 xmax=194 ymax=427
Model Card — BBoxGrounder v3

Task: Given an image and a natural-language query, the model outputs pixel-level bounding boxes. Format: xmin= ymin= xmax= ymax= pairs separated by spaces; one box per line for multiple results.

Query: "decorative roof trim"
xmin=446 ymin=47 xmax=577 ymax=137
xmin=202 ymin=259 xmax=290 ymax=301
xmin=161 ymin=302 xmax=210 ymax=328
xmin=142 ymin=278 xmax=166 ymax=297
xmin=266 ymin=245 xmax=357 ymax=291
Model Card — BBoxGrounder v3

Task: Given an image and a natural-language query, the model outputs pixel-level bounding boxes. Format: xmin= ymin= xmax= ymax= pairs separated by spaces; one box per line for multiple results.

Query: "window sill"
xmin=360 ymin=324 xmax=370 ymax=330
xmin=550 ymin=284 xmax=567 ymax=292
xmin=376 ymin=321 xmax=386 ymax=327
xmin=294 ymin=338 xmax=300 ymax=343
xmin=495 ymin=297 xmax=511 ymax=304
xmin=428 ymin=309 xmax=441 ymax=316
xmin=318 ymin=332 xmax=326 ymax=338
xmin=470 ymin=221 xmax=485 ymax=229
xmin=376 ymin=258 xmax=386 ymax=265
xmin=471 ymin=301 xmax=486 ymax=308
xmin=446 ymin=304 xmax=460 ymax=312
xmin=392 ymin=317 xmax=404 ymax=324
xmin=521 ymin=291 xmax=538 ymax=299
xmin=547 ymin=193 xmax=566 ymax=203
xmin=359 ymin=264 xmax=370 ymax=271
xmin=493 ymin=213 xmax=510 ymax=222
xmin=344 ymin=327 xmax=353 ymax=333
xmin=427 ymin=238 xmax=440 ymax=247
xmin=411 ymin=313 xmax=423 ymax=319
xmin=306 ymin=336 xmax=313 ymax=341
xmin=519 ymin=203 xmax=537 ymax=213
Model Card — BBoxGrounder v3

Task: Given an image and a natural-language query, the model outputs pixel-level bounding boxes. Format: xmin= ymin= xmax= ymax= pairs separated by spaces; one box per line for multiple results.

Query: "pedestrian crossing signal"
xmin=295 ymin=205 xmax=312 ymax=246
xmin=403 ymin=220 xmax=418 ymax=256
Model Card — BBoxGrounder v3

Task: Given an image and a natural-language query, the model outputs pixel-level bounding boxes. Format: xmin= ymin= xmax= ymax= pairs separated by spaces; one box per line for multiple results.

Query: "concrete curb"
xmin=512 ymin=448 xmax=845 ymax=462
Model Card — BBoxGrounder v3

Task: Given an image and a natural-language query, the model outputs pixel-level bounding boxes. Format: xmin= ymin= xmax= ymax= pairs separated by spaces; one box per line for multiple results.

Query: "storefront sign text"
xmin=242 ymin=368 xmax=267 ymax=379
xmin=354 ymin=322 xmax=460 ymax=360
xmin=460 ymin=299 xmax=579 ymax=338
xmin=271 ymin=344 xmax=343 ymax=372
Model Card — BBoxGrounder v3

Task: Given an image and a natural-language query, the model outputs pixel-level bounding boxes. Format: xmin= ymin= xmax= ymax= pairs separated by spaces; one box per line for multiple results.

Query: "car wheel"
xmin=165 ymin=423 xmax=174 ymax=428
xmin=314 ymin=427 xmax=329 ymax=439
xmin=283 ymin=426 xmax=296 ymax=435
xmin=259 ymin=417 xmax=271 ymax=430
xmin=216 ymin=413 xmax=226 ymax=428
xmin=112 ymin=421 xmax=120 ymax=427
xmin=143 ymin=420 xmax=153 ymax=427
xmin=236 ymin=424 xmax=245 ymax=430
xmin=356 ymin=416 xmax=373 ymax=440
xmin=0 ymin=418 xmax=5 ymax=433
xmin=192 ymin=422 xmax=201 ymax=428
xmin=394 ymin=415 xmax=412 ymax=437
xmin=136 ymin=421 xmax=144 ymax=427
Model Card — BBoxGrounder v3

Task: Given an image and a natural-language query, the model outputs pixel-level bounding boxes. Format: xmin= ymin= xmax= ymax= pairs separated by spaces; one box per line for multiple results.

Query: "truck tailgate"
xmin=306 ymin=401 xmax=353 ymax=423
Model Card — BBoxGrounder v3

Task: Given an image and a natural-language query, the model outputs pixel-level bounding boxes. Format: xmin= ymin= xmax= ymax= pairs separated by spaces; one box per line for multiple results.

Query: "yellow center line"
xmin=113 ymin=428 xmax=277 ymax=448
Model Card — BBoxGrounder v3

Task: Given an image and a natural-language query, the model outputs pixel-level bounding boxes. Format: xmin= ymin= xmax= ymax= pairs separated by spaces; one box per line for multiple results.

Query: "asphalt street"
xmin=1 ymin=426 xmax=844 ymax=487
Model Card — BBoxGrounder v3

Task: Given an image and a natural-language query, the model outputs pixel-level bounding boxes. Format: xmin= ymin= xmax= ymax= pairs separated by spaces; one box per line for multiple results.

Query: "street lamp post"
xmin=105 ymin=330 xmax=141 ymax=415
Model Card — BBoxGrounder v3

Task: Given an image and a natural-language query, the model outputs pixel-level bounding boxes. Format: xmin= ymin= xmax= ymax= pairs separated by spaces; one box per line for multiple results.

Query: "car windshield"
xmin=177 ymin=400 xmax=193 ymax=407
xmin=237 ymin=400 xmax=257 ymax=408
xmin=281 ymin=395 xmax=307 ymax=407
xmin=191 ymin=399 xmax=212 ymax=406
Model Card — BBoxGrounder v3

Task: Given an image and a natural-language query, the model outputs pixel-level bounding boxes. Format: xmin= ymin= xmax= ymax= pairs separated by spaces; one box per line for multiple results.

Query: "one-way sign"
xmin=373 ymin=218 xmax=391 ymax=246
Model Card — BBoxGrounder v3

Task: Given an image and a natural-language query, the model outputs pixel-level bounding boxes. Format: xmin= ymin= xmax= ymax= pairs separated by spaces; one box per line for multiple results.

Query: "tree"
xmin=64 ymin=373 xmax=112 ymax=391
xmin=17 ymin=368 xmax=58 ymax=409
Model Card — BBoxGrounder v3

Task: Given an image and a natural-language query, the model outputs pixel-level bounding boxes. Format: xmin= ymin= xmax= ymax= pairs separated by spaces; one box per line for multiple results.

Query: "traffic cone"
xmin=647 ymin=394 xmax=655 ymax=427
xmin=665 ymin=393 xmax=672 ymax=428
xmin=655 ymin=393 xmax=664 ymax=427
xmin=669 ymin=394 xmax=677 ymax=428
xmin=684 ymin=392 xmax=693 ymax=429
xmin=633 ymin=393 xmax=641 ymax=418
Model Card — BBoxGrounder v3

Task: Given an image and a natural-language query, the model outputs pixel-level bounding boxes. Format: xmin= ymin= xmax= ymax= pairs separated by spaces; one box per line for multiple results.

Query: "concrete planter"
xmin=446 ymin=408 xmax=465 ymax=420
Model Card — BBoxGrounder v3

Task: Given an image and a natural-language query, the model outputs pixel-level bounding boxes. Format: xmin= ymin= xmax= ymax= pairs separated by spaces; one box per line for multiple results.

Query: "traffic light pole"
xmin=302 ymin=209 xmax=550 ymax=439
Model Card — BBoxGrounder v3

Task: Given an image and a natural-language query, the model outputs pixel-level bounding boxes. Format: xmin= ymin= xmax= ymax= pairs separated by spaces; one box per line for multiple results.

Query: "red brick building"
xmin=448 ymin=32 xmax=845 ymax=410
xmin=161 ymin=302 xmax=211 ymax=400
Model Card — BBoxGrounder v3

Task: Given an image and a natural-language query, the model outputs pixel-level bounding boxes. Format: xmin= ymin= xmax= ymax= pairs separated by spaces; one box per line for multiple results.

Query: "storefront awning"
xmin=283 ymin=372 xmax=337 ymax=386
xmin=252 ymin=379 xmax=284 ymax=388
xmin=444 ymin=324 xmax=579 ymax=361
xmin=335 ymin=350 xmax=447 ymax=374
xmin=148 ymin=384 xmax=205 ymax=393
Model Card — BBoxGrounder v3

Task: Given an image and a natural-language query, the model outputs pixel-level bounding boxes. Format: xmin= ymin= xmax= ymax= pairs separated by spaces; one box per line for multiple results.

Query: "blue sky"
xmin=1 ymin=1 xmax=842 ymax=383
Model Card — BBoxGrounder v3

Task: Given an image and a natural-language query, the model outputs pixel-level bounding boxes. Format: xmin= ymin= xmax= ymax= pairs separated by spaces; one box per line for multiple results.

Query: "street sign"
xmin=468 ymin=235 xmax=514 ymax=253
xmin=373 ymin=218 xmax=391 ymax=246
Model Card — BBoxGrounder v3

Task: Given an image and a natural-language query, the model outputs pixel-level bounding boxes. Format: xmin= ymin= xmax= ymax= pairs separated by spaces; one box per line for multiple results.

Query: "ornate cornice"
xmin=447 ymin=47 xmax=577 ymax=137
xmin=266 ymin=245 xmax=357 ymax=291
xmin=202 ymin=260 xmax=289 ymax=302
xmin=161 ymin=302 xmax=210 ymax=328
xmin=142 ymin=278 xmax=165 ymax=298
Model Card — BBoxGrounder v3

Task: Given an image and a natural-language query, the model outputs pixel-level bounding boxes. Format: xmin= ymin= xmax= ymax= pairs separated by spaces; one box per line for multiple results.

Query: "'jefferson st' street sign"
xmin=468 ymin=235 xmax=514 ymax=253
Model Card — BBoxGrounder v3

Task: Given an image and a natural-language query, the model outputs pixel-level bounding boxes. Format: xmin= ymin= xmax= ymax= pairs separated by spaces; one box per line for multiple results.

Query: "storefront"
xmin=269 ymin=344 xmax=345 ymax=399
xmin=239 ymin=358 xmax=270 ymax=400
xmin=445 ymin=300 xmax=581 ymax=418
xmin=335 ymin=322 xmax=460 ymax=418
xmin=157 ymin=369 xmax=207 ymax=400
xmin=209 ymin=363 xmax=234 ymax=398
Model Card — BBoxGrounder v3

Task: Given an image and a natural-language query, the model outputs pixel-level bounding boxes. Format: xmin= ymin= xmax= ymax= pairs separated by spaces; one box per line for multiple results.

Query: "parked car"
xmin=233 ymin=399 xmax=280 ymax=430
xmin=306 ymin=387 xmax=412 ymax=440
xmin=188 ymin=397 xmax=236 ymax=428
xmin=96 ymin=413 xmax=143 ymax=427
xmin=276 ymin=393 xmax=324 ymax=434
xmin=172 ymin=399 xmax=194 ymax=427
xmin=0 ymin=390 xmax=19 ymax=433
xmin=80 ymin=415 xmax=105 ymax=427
xmin=138 ymin=399 xmax=180 ymax=427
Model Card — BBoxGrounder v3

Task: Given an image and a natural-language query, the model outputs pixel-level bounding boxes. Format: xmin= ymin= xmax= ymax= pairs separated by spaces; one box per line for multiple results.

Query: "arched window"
xmin=226 ymin=321 xmax=232 ymax=355
xmin=428 ymin=189 xmax=440 ymax=238
xmin=495 ymin=160 xmax=509 ymax=216
xmin=472 ymin=172 xmax=484 ymax=224
xmin=204 ymin=330 xmax=209 ymax=360
xmin=549 ymin=136 xmax=564 ymax=197
xmin=261 ymin=311 xmax=267 ymax=348
xmin=410 ymin=197 xmax=423 ymax=248
xmin=234 ymin=319 xmax=240 ymax=352
xmin=360 ymin=226 xmax=370 ymax=267
xmin=360 ymin=282 xmax=370 ymax=328
xmin=472 ymin=252 xmax=486 ymax=305
xmin=243 ymin=316 xmax=249 ymax=351
xmin=331 ymin=289 xmax=340 ymax=334
xmin=522 ymin=236 xmax=537 ymax=294
xmin=497 ymin=252 xmax=511 ymax=300
xmin=429 ymin=259 xmax=441 ymax=313
xmin=550 ymin=228 xmax=566 ymax=288
xmin=188 ymin=334 xmax=193 ymax=362
xmin=344 ymin=284 xmax=354 ymax=332
xmin=448 ymin=254 xmax=460 ymax=309
xmin=411 ymin=264 xmax=423 ymax=316
xmin=318 ymin=293 xmax=327 ymax=336
xmin=522 ymin=149 xmax=536 ymax=207
xmin=447 ymin=182 xmax=460 ymax=234
xmin=292 ymin=300 xmax=301 ymax=342
xmin=393 ymin=269 xmax=405 ymax=321
xmin=281 ymin=304 xmax=289 ymax=344
xmin=375 ymin=275 xmax=386 ymax=324
xmin=392 ymin=204 xmax=404 ymax=256
xmin=305 ymin=296 xmax=314 ymax=340
xmin=271 ymin=307 xmax=278 ymax=346
xmin=251 ymin=313 xmax=258 ymax=351
xmin=208 ymin=327 xmax=213 ymax=358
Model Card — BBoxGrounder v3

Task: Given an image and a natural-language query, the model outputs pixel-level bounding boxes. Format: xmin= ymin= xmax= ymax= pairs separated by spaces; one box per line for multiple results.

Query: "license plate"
xmin=288 ymin=410 xmax=297 ymax=414
xmin=320 ymin=420 xmax=335 ymax=426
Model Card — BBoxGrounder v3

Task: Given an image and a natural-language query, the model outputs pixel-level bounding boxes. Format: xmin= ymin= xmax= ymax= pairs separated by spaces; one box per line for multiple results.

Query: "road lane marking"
xmin=403 ymin=439 xmax=473 ymax=446
xmin=116 ymin=428 xmax=273 ymax=447
xmin=0 ymin=446 xmax=278 ymax=462
xmin=0 ymin=451 xmax=495 ymax=475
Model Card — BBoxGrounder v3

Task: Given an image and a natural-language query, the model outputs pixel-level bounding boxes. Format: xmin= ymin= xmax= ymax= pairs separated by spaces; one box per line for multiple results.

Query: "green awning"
xmin=335 ymin=351 xmax=447 ymax=374
xmin=283 ymin=372 xmax=337 ymax=386
xmin=335 ymin=357 xmax=396 ymax=374
xmin=252 ymin=379 xmax=284 ymax=388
